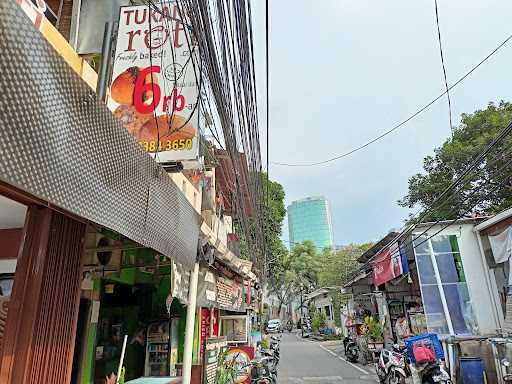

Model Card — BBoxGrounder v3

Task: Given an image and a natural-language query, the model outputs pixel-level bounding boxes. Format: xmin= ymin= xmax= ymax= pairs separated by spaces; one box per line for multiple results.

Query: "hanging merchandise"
xmin=372 ymin=242 xmax=406 ymax=288
xmin=489 ymin=225 xmax=512 ymax=331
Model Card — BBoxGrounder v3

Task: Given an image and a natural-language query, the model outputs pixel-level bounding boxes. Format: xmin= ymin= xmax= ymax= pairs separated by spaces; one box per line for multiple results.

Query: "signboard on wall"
xmin=216 ymin=276 xmax=244 ymax=311
xmin=204 ymin=337 xmax=228 ymax=384
xmin=108 ymin=3 xmax=200 ymax=166
xmin=225 ymin=347 xmax=255 ymax=384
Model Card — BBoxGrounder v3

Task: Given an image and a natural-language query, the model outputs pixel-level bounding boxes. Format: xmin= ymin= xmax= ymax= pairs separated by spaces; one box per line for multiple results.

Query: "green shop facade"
xmin=73 ymin=229 xmax=258 ymax=384
xmin=73 ymin=229 xmax=200 ymax=384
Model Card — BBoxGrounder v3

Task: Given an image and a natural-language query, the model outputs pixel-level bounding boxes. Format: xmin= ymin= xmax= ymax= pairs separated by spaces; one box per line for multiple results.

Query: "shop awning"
xmin=358 ymin=232 xmax=400 ymax=263
xmin=0 ymin=1 xmax=199 ymax=269
xmin=343 ymin=269 xmax=371 ymax=288
xmin=200 ymin=222 xmax=257 ymax=281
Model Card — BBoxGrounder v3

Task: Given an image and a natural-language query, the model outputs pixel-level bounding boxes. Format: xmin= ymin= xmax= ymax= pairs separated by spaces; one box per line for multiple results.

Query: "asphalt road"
xmin=277 ymin=333 xmax=378 ymax=384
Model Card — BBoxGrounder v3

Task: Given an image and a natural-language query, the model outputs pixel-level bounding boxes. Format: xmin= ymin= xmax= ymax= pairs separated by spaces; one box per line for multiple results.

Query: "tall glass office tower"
xmin=287 ymin=196 xmax=334 ymax=251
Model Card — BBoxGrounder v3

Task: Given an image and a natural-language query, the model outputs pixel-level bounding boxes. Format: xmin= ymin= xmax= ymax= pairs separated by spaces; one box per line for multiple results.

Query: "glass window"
xmin=0 ymin=277 xmax=14 ymax=296
xmin=421 ymin=284 xmax=450 ymax=335
xmin=416 ymin=254 xmax=436 ymax=285
xmin=442 ymin=283 xmax=477 ymax=334
xmin=414 ymin=235 xmax=475 ymax=336
xmin=413 ymin=235 xmax=430 ymax=254
xmin=220 ymin=316 xmax=247 ymax=343
xmin=431 ymin=235 xmax=460 ymax=253
xmin=435 ymin=253 xmax=460 ymax=284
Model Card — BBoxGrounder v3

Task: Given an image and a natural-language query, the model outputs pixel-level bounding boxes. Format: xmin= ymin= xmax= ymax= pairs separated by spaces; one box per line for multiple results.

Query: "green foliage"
xmin=239 ymin=173 xmax=287 ymax=265
xmin=312 ymin=310 xmax=327 ymax=333
xmin=216 ymin=349 xmax=239 ymax=384
xmin=318 ymin=244 xmax=371 ymax=287
xmin=269 ymin=240 xmax=321 ymax=311
xmin=361 ymin=316 xmax=383 ymax=341
xmin=399 ymin=101 xmax=512 ymax=222
xmin=261 ymin=336 xmax=270 ymax=350
xmin=331 ymin=292 xmax=344 ymax=327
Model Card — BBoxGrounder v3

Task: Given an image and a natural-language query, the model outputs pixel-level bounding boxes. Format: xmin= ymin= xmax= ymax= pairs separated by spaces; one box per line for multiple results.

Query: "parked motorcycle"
xmin=255 ymin=343 xmax=279 ymax=382
xmin=248 ymin=356 xmax=277 ymax=384
xmin=413 ymin=360 xmax=451 ymax=384
xmin=302 ymin=318 xmax=312 ymax=338
xmin=343 ymin=336 xmax=359 ymax=363
xmin=375 ymin=344 xmax=409 ymax=384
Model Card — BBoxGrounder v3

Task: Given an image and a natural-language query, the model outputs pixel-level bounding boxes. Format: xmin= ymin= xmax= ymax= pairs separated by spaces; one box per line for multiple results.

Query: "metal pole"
xmin=182 ymin=262 xmax=200 ymax=384
xmin=97 ymin=21 xmax=114 ymax=102
xmin=427 ymin=238 xmax=455 ymax=335
xmin=300 ymin=285 xmax=304 ymax=338
xmin=116 ymin=335 xmax=128 ymax=384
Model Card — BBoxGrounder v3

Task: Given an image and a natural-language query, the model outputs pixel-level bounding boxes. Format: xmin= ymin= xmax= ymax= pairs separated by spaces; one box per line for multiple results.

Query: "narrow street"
xmin=278 ymin=333 xmax=378 ymax=384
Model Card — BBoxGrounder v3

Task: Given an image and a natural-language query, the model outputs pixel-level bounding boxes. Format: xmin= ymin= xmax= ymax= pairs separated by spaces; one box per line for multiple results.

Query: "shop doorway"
xmin=0 ymin=194 xmax=27 ymax=360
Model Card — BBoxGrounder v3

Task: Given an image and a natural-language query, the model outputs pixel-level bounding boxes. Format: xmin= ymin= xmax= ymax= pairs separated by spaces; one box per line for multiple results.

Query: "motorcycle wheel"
xmin=385 ymin=369 xmax=405 ymax=384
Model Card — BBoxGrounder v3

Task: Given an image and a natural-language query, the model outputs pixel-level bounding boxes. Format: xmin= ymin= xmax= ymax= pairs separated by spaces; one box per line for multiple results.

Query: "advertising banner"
xmin=225 ymin=346 xmax=255 ymax=384
xmin=372 ymin=242 xmax=404 ymax=287
xmin=109 ymin=3 xmax=200 ymax=166
xmin=204 ymin=337 xmax=228 ymax=384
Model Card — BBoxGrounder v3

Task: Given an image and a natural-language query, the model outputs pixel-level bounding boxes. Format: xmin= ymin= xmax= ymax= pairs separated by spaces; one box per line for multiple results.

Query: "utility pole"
xmin=182 ymin=262 xmax=199 ymax=384
xmin=300 ymin=284 xmax=304 ymax=338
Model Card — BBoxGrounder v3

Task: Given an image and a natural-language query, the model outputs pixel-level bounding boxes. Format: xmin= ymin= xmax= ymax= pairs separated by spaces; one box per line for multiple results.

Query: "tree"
xmin=399 ymin=101 xmax=512 ymax=222
xmin=239 ymin=173 xmax=287 ymax=270
xmin=269 ymin=240 xmax=321 ymax=311
xmin=318 ymin=244 xmax=371 ymax=287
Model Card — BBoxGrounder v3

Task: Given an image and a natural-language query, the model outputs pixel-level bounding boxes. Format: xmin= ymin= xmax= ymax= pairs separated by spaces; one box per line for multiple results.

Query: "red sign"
xmin=226 ymin=346 xmax=255 ymax=384
xmin=199 ymin=308 xmax=211 ymax=363
xmin=211 ymin=308 xmax=219 ymax=337
xmin=200 ymin=308 xmax=221 ymax=362
xmin=372 ymin=245 xmax=403 ymax=287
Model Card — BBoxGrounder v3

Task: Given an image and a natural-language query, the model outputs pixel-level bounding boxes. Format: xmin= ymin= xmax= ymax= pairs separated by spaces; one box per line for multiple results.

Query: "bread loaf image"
xmin=110 ymin=67 xmax=159 ymax=106
xmin=113 ymin=104 xmax=153 ymax=136
xmin=139 ymin=114 xmax=196 ymax=144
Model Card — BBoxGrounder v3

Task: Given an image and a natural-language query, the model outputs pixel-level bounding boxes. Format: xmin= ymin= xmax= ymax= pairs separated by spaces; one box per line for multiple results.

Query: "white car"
xmin=266 ymin=319 xmax=281 ymax=333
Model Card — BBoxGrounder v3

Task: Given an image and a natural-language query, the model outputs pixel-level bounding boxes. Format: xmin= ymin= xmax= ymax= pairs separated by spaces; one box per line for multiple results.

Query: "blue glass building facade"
xmin=287 ymin=196 xmax=334 ymax=251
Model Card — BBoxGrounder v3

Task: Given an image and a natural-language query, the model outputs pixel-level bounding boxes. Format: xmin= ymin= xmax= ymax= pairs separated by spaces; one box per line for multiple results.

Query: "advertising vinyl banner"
xmin=109 ymin=3 xmax=200 ymax=165
xmin=226 ymin=346 xmax=255 ymax=384
xmin=372 ymin=242 xmax=404 ymax=287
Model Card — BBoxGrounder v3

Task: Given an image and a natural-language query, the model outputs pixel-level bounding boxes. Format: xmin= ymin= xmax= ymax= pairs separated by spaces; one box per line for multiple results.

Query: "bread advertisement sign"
xmin=108 ymin=3 xmax=200 ymax=165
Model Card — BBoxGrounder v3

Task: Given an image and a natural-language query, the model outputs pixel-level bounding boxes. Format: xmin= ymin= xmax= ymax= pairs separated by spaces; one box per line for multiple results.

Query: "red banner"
xmin=226 ymin=346 xmax=255 ymax=384
xmin=372 ymin=245 xmax=403 ymax=287
xmin=199 ymin=308 xmax=211 ymax=363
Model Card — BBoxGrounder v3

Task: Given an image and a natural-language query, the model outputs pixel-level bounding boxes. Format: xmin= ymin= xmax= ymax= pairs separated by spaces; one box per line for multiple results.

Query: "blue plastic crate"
xmin=404 ymin=333 xmax=444 ymax=363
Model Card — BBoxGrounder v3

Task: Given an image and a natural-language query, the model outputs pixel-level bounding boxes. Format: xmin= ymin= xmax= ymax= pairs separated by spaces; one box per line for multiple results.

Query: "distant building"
xmin=287 ymin=196 xmax=334 ymax=251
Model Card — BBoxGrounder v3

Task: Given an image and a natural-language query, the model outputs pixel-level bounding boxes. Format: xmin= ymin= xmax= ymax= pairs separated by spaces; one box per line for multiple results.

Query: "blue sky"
xmin=250 ymin=0 xmax=512 ymax=245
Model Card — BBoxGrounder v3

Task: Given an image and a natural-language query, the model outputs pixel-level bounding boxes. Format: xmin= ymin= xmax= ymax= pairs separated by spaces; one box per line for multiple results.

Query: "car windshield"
xmin=268 ymin=320 xmax=280 ymax=325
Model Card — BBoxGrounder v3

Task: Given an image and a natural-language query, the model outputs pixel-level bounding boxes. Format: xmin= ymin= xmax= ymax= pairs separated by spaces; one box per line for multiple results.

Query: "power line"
xmin=265 ymin=0 xmax=270 ymax=280
xmin=343 ymin=116 xmax=512 ymax=277
xmin=271 ymin=32 xmax=512 ymax=167
xmin=434 ymin=0 xmax=453 ymax=136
